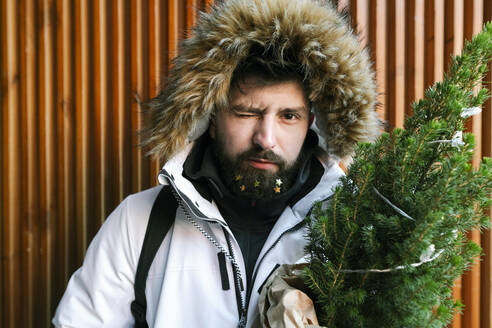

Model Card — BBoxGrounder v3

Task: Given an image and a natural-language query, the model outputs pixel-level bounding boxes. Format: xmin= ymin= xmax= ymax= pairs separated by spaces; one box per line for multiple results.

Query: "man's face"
xmin=210 ymin=78 xmax=313 ymax=198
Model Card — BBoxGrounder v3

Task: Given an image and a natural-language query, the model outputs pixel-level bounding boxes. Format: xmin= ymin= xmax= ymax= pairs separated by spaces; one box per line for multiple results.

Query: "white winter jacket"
xmin=52 ymin=142 xmax=344 ymax=328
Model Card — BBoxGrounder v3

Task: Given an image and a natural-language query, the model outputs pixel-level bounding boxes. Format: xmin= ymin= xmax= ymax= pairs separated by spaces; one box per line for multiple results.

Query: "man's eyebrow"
xmin=231 ymin=105 xmax=308 ymax=113
xmin=279 ymin=106 xmax=310 ymax=117
xmin=281 ymin=106 xmax=308 ymax=113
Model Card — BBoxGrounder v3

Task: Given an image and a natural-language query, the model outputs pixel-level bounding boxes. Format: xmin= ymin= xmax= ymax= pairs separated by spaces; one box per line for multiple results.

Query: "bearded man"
xmin=53 ymin=0 xmax=379 ymax=327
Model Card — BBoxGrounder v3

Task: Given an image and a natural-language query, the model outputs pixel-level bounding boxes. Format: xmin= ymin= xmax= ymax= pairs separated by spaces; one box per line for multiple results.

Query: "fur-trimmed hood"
xmin=143 ymin=0 xmax=379 ymax=161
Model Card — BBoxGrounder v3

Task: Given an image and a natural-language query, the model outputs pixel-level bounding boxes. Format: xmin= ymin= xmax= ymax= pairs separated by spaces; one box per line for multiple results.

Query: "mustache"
xmin=236 ymin=148 xmax=286 ymax=165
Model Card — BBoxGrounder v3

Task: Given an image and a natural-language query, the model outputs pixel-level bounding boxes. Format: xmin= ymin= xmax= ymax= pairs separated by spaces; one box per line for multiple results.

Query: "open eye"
xmin=281 ymin=112 xmax=301 ymax=121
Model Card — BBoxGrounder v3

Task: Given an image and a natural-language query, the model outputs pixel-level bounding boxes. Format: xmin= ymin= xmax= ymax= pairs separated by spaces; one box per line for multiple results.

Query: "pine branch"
xmin=303 ymin=22 xmax=492 ymax=327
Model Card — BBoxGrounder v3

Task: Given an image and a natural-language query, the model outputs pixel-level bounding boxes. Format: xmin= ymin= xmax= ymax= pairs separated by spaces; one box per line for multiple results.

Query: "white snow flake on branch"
xmin=461 ymin=106 xmax=482 ymax=118
xmin=429 ymin=131 xmax=464 ymax=148
xmin=451 ymin=131 xmax=465 ymax=147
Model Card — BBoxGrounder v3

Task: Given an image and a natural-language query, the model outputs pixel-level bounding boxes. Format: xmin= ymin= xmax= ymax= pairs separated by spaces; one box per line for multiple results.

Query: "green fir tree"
xmin=303 ymin=22 xmax=492 ymax=328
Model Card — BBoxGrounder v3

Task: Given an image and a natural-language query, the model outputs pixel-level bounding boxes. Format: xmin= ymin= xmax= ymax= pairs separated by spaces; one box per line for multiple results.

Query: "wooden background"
xmin=1 ymin=0 xmax=491 ymax=327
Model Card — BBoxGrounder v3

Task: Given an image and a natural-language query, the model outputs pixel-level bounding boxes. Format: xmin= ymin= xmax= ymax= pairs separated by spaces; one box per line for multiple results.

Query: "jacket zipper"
xmin=224 ymin=229 xmax=247 ymax=327
xmin=161 ymin=171 xmax=247 ymax=327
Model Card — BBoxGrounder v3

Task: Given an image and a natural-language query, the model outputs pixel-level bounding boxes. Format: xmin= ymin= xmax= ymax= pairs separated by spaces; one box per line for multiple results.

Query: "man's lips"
xmin=247 ymin=158 xmax=278 ymax=170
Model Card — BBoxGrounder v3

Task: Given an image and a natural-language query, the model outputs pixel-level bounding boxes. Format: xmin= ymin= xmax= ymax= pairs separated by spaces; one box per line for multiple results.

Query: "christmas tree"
xmin=303 ymin=23 xmax=492 ymax=327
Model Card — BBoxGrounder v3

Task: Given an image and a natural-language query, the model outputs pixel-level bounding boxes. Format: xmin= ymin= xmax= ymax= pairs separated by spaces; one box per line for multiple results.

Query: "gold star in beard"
xmin=235 ymin=174 xmax=242 ymax=181
xmin=274 ymin=186 xmax=281 ymax=193
xmin=240 ymin=185 xmax=246 ymax=191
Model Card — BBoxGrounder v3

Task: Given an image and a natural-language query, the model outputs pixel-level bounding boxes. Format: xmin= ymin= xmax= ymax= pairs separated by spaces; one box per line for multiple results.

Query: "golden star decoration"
xmin=274 ymin=186 xmax=281 ymax=193
xmin=240 ymin=185 xmax=246 ymax=191
xmin=235 ymin=174 xmax=242 ymax=181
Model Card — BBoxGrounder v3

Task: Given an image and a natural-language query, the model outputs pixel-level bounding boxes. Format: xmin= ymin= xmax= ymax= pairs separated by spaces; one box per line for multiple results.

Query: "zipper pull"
xmin=238 ymin=312 xmax=247 ymax=328
xmin=239 ymin=277 xmax=244 ymax=291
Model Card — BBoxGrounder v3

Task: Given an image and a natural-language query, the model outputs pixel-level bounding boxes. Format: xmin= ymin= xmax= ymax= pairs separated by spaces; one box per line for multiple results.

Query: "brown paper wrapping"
xmin=257 ymin=264 xmax=325 ymax=328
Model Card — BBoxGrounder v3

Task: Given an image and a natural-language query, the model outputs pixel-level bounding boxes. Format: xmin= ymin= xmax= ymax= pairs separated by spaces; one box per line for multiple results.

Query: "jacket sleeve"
xmin=52 ymin=194 xmax=148 ymax=327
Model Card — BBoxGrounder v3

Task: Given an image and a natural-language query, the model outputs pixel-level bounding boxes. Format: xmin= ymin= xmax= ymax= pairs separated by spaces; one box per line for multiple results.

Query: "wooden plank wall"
xmin=0 ymin=0 xmax=490 ymax=327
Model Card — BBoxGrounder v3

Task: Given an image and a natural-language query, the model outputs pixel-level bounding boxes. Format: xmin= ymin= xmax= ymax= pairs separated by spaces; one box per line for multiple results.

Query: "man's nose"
xmin=253 ymin=116 xmax=276 ymax=150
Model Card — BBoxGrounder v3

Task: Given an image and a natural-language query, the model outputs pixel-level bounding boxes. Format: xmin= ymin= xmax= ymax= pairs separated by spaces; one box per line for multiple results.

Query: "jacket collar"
xmin=158 ymin=137 xmax=344 ymax=225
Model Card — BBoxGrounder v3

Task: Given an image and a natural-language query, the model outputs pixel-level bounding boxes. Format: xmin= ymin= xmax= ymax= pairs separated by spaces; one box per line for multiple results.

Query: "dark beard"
xmin=213 ymin=143 xmax=306 ymax=200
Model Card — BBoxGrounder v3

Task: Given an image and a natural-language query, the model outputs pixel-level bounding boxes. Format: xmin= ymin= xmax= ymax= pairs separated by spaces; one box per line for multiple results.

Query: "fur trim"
xmin=142 ymin=0 xmax=379 ymax=161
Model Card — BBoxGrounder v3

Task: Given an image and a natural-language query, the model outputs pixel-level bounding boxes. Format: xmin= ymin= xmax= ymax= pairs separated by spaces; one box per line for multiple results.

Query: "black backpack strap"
xmin=131 ymin=186 xmax=178 ymax=328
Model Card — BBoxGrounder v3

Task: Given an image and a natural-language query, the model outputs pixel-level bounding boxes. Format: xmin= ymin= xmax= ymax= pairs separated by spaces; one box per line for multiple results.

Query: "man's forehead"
xmin=228 ymin=79 xmax=309 ymax=108
xmin=230 ymin=76 xmax=306 ymax=93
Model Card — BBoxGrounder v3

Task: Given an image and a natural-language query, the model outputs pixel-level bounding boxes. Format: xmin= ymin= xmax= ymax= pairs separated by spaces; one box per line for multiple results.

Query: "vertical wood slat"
xmin=387 ymin=0 xmax=405 ymax=128
xmin=444 ymin=0 xmax=464 ymax=71
xmin=0 ymin=0 xmax=4 ymax=322
xmin=350 ymin=0 xmax=369 ymax=48
xmin=23 ymin=0 xmax=39 ymax=326
xmin=39 ymin=0 xmax=57 ymax=325
xmin=94 ymin=0 xmax=112 ymax=225
xmin=75 ymin=0 xmax=89 ymax=262
xmin=114 ymin=0 xmax=131 ymax=203
xmin=4 ymin=0 xmax=21 ymax=326
xmin=368 ymin=0 xmax=386 ymax=121
xmin=452 ymin=279 xmax=463 ymax=328
xmin=169 ymin=0 xmax=185 ymax=63
xmin=59 ymin=0 xmax=76 ymax=289
xmin=404 ymin=0 xmax=425 ymax=117
xmin=1 ymin=1 xmax=492 ymax=327
xmin=186 ymin=0 xmax=202 ymax=33
xmin=425 ymin=0 xmax=446 ymax=87
xmin=0 ymin=0 xmax=3 ymax=323
xmin=54 ymin=0 xmax=63 ymax=315
xmin=18 ymin=2 xmax=28 ymax=325
xmin=150 ymin=0 xmax=167 ymax=90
